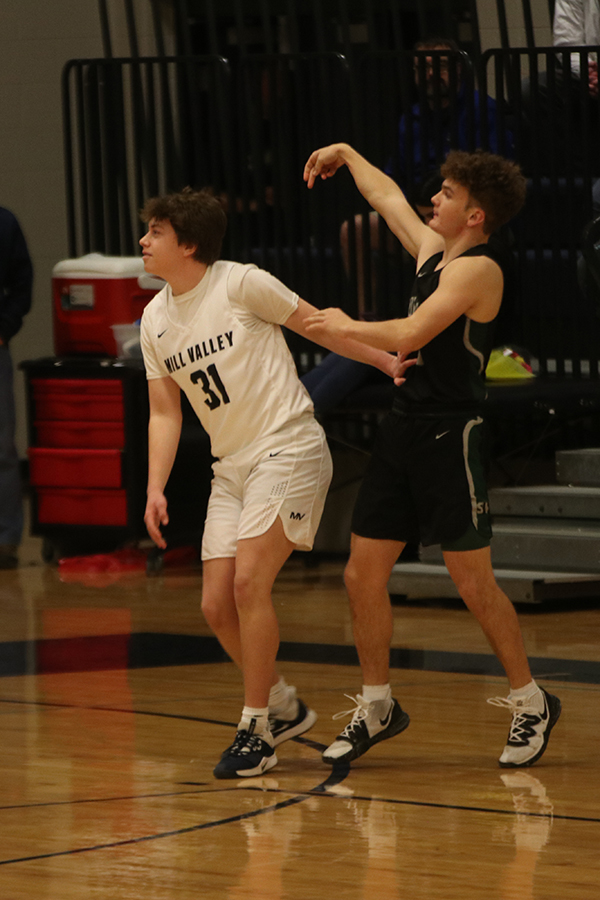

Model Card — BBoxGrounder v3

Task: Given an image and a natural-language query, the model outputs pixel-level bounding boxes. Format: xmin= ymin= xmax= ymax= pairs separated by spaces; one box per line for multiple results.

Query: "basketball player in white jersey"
xmin=139 ymin=187 xmax=411 ymax=779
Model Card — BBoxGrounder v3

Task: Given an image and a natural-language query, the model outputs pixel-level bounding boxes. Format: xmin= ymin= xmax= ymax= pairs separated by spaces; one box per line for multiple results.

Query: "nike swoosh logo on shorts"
xmin=435 ymin=430 xmax=450 ymax=440
xmin=269 ymin=450 xmax=283 ymax=457
xmin=158 ymin=329 xmax=168 ymax=338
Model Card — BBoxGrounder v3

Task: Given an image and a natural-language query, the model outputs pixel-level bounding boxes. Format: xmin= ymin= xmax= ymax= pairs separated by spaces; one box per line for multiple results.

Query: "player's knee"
xmin=344 ymin=556 xmax=370 ymax=597
xmin=345 ymin=547 xmax=393 ymax=594
xmin=232 ymin=568 xmax=263 ymax=608
xmin=201 ymin=593 xmax=231 ymax=631
xmin=454 ymin=572 xmax=500 ymax=613
xmin=454 ymin=575 xmax=480 ymax=608
xmin=201 ymin=592 xmax=237 ymax=634
xmin=201 ymin=594 xmax=218 ymax=627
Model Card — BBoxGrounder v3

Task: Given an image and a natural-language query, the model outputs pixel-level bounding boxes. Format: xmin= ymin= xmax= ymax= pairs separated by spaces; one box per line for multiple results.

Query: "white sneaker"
xmin=488 ymin=687 xmax=561 ymax=768
xmin=322 ymin=694 xmax=410 ymax=765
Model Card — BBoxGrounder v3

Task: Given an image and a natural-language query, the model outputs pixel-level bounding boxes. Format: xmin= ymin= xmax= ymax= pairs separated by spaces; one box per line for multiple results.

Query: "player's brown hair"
xmin=140 ymin=187 xmax=227 ymax=264
xmin=441 ymin=150 xmax=526 ymax=234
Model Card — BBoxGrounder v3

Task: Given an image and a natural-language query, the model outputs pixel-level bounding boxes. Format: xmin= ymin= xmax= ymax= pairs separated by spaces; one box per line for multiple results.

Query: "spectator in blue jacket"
xmin=390 ymin=37 xmax=513 ymax=186
xmin=341 ymin=37 xmax=513 ymax=315
xmin=0 ymin=207 xmax=33 ymax=569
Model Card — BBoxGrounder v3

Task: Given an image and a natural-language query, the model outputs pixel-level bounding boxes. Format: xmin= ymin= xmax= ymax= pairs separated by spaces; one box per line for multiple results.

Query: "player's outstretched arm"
xmin=304 ymin=255 xmax=503 ymax=355
xmin=304 ymin=142 xmax=431 ymax=259
xmin=145 ymin=376 xmax=183 ymax=549
xmin=285 ymin=299 xmax=415 ymax=384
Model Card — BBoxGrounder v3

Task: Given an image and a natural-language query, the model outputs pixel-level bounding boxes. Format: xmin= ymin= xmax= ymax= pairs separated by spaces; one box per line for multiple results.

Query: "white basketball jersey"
xmin=141 ymin=260 xmax=314 ymax=459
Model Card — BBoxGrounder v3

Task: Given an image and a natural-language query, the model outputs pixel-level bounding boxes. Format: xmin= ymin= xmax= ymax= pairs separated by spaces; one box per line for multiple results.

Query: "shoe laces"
xmin=487 ymin=695 xmax=543 ymax=743
xmin=229 ymin=729 xmax=271 ymax=757
xmin=240 ymin=734 xmax=268 ymax=755
xmin=229 ymin=729 xmax=251 ymax=754
xmin=332 ymin=694 xmax=371 ymax=735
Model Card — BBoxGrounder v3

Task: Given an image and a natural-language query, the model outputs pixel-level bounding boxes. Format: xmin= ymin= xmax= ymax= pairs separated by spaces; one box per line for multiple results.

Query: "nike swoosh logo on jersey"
xmin=269 ymin=450 xmax=283 ymax=457
xmin=379 ymin=704 xmax=394 ymax=728
xmin=435 ymin=431 xmax=450 ymax=440
xmin=157 ymin=329 xmax=168 ymax=338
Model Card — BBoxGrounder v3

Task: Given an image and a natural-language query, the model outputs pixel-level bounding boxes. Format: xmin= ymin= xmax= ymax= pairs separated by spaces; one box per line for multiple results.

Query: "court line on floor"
xmin=0 ymin=769 xmax=347 ymax=867
xmin=3 ymin=771 xmax=597 ymax=869
xmin=2 ymin=696 xmax=595 ymax=866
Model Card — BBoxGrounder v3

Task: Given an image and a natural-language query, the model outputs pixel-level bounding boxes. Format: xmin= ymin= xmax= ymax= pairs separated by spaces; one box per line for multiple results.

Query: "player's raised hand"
xmin=303 ymin=144 xmax=348 ymax=189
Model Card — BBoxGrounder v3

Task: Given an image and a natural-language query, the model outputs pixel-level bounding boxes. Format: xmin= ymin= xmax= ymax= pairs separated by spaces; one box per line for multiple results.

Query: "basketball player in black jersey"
xmin=303 ymin=144 xmax=561 ymax=769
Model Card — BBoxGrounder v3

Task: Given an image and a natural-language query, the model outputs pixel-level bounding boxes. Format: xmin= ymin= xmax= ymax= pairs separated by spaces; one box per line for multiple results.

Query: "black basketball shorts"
xmin=351 ymin=411 xmax=492 ymax=550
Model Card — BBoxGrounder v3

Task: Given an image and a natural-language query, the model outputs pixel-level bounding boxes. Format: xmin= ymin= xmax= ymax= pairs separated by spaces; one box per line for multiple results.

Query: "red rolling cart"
xmin=20 ymin=357 xmax=212 ymax=562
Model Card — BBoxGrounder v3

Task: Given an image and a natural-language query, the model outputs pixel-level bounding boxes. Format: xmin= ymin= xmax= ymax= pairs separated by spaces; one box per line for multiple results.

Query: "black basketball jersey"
xmin=393 ymin=244 xmax=500 ymax=415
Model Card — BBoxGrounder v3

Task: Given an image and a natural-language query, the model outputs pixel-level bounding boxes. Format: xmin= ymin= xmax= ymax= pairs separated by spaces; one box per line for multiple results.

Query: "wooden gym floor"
xmin=1 ymin=530 xmax=599 ymax=899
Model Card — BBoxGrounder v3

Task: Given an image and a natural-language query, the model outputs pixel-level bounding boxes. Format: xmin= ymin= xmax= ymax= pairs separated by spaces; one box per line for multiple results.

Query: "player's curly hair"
xmin=441 ymin=150 xmax=526 ymax=234
xmin=140 ymin=187 xmax=227 ymax=264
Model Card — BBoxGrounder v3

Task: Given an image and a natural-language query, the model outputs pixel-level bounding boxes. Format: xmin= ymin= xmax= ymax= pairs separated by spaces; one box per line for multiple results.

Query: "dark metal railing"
xmin=179 ymin=0 xmax=480 ymax=58
xmin=95 ymin=1 xmax=481 ymax=61
xmin=62 ymin=55 xmax=235 ymax=255
xmin=482 ymin=47 xmax=600 ymax=378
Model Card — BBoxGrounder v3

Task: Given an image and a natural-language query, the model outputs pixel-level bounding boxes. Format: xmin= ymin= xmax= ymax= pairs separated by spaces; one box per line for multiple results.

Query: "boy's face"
xmin=429 ymin=178 xmax=482 ymax=236
xmin=413 ymin=46 xmax=460 ymax=108
xmin=139 ymin=218 xmax=192 ymax=279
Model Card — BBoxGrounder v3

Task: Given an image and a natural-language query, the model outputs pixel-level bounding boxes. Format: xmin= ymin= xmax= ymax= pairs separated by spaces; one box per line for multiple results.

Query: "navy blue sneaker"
xmin=213 ymin=722 xmax=277 ymax=779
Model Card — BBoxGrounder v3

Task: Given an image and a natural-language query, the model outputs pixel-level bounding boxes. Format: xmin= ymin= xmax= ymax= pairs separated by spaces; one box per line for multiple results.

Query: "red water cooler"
xmin=52 ymin=254 xmax=163 ymax=356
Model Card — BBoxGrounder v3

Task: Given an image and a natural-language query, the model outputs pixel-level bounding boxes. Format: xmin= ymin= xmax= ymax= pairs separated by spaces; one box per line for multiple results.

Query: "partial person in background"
xmin=522 ymin=0 xmax=600 ymax=178
xmin=553 ymin=0 xmax=600 ymax=97
xmin=554 ymin=0 xmax=600 ymax=210
xmin=342 ymin=37 xmax=512 ymax=316
xmin=0 ymin=207 xmax=33 ymax=570
xmin=392 ymin=36 xmax=511 ymax=187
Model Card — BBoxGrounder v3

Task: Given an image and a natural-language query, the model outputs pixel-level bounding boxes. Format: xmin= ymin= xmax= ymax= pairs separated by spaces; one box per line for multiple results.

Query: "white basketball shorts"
xmin=201 ymin=414 xmax=333 ymax=560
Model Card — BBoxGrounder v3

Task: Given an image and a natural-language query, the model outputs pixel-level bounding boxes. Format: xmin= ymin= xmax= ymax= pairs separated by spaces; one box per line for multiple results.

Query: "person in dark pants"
xmin=0 ymin=207 xmax=33 ymax=569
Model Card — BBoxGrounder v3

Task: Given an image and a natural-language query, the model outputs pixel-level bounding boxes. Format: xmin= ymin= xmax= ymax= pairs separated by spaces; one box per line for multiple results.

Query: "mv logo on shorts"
xmin=289 ymin=512 xmax=306 ymax=521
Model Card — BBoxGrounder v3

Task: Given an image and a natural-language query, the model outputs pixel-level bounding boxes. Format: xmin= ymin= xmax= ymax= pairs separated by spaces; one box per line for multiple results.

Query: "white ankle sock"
xmin=362 ymin=684 xmax=392 ymax=704
xmin=509 ymin=680 xmax=540 ymax=705
xmin=239 ymin=706 xmax=270 ymax=733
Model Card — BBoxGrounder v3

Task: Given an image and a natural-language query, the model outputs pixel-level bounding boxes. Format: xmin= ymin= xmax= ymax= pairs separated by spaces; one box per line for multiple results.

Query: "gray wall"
xmin=477 ymin=0 xmax=552 ymax=50
xmin=0 ymin=0 xmax=162 ymax=455
xmin=1 ymin=0 xmax=102 ymax=453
